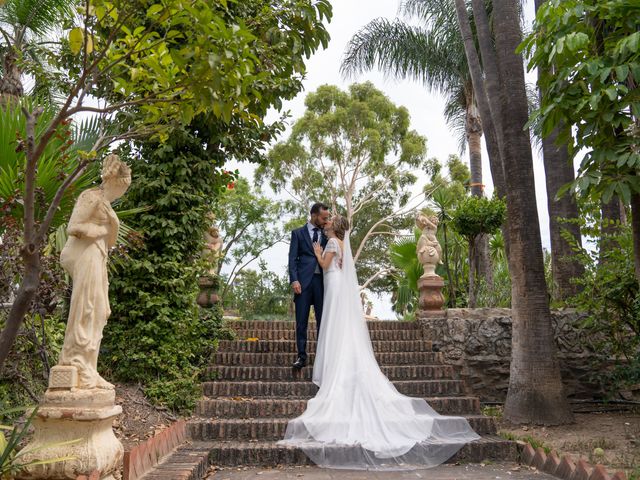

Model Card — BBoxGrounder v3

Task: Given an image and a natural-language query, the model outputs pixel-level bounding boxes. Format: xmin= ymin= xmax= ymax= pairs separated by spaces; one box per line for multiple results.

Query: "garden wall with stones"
xmin=418 ymin=308 xmax=611 ymax=402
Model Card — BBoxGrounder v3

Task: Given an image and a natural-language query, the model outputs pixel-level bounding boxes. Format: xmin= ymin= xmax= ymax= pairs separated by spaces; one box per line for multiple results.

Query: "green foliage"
xmin=522 ymin=0 xmax=640 ymax=204
xmin=0 ymin=225 xmax=67 ymax=411
xmin=450 ymin=196 xmax=506 ymax=240
xmin=0 ymin=104 xmax=99 ymax=231
xmin=224 ymin=263 xmax=291 ymax=319
xmin=214 ymin=178 xmax=285 ymax=298
xmin=389 ymin=230 xmax=423 ymax=317
xmin=100 ymin=0 xmax=332 ymax=412
xmin=103 ymin=130 xmax=231 ymax=413
xmin=569 ymin=220 xmax=640 ymax=394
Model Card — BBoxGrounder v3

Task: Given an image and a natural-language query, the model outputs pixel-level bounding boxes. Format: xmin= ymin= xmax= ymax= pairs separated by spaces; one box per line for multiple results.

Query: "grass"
xmin=481 ymin=405 xmax=503 ymax=420
xmin=499 ymin=431 xmax=552 ymax=454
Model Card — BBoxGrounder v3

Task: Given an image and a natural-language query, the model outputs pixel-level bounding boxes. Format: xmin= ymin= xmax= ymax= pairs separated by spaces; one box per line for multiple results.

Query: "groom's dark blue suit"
xmin=288 ymin=225 xmax=327 ymax=361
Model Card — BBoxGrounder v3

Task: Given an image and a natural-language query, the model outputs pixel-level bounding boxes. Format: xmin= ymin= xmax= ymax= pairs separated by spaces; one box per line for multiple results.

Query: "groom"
xmin=288 ymin=202 xmax=330 ymax=369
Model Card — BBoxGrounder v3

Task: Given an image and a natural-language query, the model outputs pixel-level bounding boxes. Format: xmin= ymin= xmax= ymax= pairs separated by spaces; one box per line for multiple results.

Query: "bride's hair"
xmin=332 ymin=215 xmax=350 ymax=241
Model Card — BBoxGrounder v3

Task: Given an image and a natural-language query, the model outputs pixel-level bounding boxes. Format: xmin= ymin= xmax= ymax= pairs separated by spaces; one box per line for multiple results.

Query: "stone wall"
xmin=418 ymin=308 xmax=609 ymax=402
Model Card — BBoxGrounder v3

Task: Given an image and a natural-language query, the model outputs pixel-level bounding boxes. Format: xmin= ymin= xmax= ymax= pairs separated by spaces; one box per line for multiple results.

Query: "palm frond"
xmin=0 ymin=101 xmax=99 ymax=231
xmin=443 ymin=85 xmax=469 ymax=154
xmin=1 ymin=0 xmax=74 ymax=38
xmin=341 ymin=18 xmax=466 ymax=96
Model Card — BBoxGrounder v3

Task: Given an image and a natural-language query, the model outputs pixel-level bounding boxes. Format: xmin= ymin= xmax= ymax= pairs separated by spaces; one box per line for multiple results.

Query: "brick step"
xmin=204 ymin=364 xmax=455 ymax=382
xmin=227 ymin=320 xmax=418 ymax=331
xmin=211 ymin=351 xmax=445 ymax=366
xmin=196 ymin=396 xmax=481 ymax=418
xmin=217 ymin=339 xmax=432 ymax=353
xmin=188 ymin=415 xmax=495 ymax=441
xmin=139 ymin=443 xmax=211 ymax=480
xmin=203 ymin=380 xmax=465 ymax=398
xmin=187 ymin=436 xmax=516 ymax=467
xmin=232 ymin=329 xmax=424 ymax=341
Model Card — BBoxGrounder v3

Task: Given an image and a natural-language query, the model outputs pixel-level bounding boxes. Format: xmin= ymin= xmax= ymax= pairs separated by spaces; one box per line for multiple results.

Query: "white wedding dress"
xmin=278 ymin=235 xmax=481 ymax=470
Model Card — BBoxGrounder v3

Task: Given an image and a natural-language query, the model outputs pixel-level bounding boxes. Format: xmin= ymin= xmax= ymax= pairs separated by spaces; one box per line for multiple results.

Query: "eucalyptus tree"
xmin=257 ymin=82 xmax=428 ymax=290
xmin=454 ymin=0 xmax=573 ymax=424
xmin=341 ymin=0 xmax=492 ymax=295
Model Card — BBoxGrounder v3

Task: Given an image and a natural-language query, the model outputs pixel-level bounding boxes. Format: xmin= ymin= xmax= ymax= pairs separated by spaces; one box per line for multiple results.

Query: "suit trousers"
xmin=294 ymin=273 xmax=323 ymax=360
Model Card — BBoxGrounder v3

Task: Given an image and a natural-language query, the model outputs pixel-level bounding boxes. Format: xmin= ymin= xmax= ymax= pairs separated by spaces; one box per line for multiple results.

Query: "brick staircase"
xmin=143 ymin=319 xmax=517 ymax=478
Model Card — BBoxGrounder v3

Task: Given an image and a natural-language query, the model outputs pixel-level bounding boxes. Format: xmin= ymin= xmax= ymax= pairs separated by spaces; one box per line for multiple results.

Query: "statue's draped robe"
xmin=59 ymin=188 xmax=119 ymax=388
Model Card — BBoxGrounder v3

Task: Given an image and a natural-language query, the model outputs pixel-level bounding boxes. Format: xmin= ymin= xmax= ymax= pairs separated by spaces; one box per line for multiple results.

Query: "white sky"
xmin=224 ymin=0 xmax=548 ymax=319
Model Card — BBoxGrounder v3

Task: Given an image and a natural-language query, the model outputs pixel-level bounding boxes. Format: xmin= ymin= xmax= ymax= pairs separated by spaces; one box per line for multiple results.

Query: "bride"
xmin=278 ymin=215 xmax=480 ymax=470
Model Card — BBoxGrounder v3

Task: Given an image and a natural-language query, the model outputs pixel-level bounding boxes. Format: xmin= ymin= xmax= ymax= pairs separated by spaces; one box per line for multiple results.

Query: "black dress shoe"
xmin=292 ymin=357 xmax=307 ymax=369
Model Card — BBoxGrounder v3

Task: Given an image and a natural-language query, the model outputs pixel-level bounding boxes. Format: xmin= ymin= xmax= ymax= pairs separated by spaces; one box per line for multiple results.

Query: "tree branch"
xmin=360 ymin=267 xmax=391 ymax=290
xmin=37 ymin=159 xmax=89 ymax=244
xmin=22 ymin=106 xmax=44 ymax=248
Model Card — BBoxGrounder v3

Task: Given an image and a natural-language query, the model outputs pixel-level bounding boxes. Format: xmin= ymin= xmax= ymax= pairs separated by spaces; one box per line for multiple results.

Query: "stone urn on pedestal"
xmin=415 ymin=212 xmax=445 ymax=319
xmin=17 ymin=155 xmax=129 ymax=480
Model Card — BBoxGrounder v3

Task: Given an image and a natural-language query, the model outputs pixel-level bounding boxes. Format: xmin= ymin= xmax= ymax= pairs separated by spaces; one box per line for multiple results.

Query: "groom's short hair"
xmin=310 ymin=202 xmax=329 ymax=215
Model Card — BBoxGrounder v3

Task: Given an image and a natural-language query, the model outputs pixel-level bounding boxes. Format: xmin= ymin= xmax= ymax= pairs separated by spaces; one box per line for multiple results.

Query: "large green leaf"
xmin=0 ymin=102 xmax=103 ymax=232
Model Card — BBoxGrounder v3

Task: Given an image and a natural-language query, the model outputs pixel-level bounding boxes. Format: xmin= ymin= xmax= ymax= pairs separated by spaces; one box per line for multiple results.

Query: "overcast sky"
xmin=225 ymin=0 xmax=546 ymax=319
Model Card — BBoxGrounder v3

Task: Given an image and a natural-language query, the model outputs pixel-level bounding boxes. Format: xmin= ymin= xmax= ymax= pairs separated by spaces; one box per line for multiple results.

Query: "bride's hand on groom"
xmin=313 ymin=242 xmax=323 ymax=259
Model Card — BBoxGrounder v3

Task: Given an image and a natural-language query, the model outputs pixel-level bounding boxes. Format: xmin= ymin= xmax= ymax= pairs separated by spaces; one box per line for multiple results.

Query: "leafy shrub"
xmin=223 ymin=262 xmax=291 ymax=319
xmin=570 ymin=220 xmax=640 ymax=394
xmin=0 ymin=225 xmax=67 ymax=413
xmin=103 ymin=130 xmax=233 ymax=413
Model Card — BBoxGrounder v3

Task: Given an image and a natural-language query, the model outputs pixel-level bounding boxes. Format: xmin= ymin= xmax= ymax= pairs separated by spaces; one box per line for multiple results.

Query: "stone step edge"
xmin=137 ymin=442 xmax=210 ymax=480
xmin=124 ymin=419 xmax=187 ymax=480
xmin=198 ymin=395 xmax=480 ymax=403
xmin=139 ymin=435 xmax=517 ymax=477
xmin=195 ymin=396 xmax=481 ymax=416
xmin=518 ymin=440 xmax=629 ymax=480
xmin=188 ymin=414 xmax=491 ymax=424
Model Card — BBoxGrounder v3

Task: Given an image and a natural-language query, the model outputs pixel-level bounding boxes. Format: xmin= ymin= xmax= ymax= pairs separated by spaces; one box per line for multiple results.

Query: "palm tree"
xmin=341 ymin=0 xmax=492 ymax=302
xmin=454 ymin=0 xmax=573 ymax=424
xmin=0 ymin=0 xmax=72 ymax=102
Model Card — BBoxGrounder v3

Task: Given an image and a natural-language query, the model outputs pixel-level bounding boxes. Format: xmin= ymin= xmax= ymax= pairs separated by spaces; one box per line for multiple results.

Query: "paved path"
xmin=208 ymin=463 xmax=556 ymax=480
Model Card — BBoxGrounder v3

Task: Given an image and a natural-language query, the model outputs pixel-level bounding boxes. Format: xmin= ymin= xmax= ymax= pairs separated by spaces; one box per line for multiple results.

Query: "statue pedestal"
xmin=416 ymin=274 xmax=445 ymax=319
xmin=197 ymin=275 xmax=220 ymax=308
xmin=17 ymin=367 xmax=123 ymax=480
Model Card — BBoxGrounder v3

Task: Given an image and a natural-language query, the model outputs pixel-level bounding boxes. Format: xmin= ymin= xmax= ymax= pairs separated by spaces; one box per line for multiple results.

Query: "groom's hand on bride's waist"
xmin=291 ymin=281 xmax=302 ymax=295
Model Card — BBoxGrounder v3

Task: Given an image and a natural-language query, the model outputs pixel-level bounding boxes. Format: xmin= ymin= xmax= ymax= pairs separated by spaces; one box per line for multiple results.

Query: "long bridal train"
xmin=278 ymin=235 xmax=480 ymax=470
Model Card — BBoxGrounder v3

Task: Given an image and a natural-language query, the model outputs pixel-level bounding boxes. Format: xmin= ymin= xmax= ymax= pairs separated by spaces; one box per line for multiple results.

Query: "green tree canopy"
xmin=214 ymin=177 xmax=285 ymax=298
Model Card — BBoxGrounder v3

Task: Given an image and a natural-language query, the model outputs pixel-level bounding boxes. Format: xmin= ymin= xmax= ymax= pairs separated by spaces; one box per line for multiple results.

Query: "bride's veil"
xmin=280 ymin=231 xmax=480 ymax=470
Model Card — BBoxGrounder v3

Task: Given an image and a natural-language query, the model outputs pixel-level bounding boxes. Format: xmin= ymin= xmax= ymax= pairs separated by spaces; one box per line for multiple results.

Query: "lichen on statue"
xmin=58 ymin=154 xmax=131 ymax=390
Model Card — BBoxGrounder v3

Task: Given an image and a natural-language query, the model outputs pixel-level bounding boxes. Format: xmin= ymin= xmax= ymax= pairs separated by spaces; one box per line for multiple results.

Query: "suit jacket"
xmin=288 ymin=225 xmax=327 ymax=290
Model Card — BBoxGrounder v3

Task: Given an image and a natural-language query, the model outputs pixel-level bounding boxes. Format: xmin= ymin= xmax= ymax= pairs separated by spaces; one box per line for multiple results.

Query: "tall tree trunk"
xmin=454 ymin=0 xmax=510 ymax=268
xmin=630 ymin=194 xmax=640 ymax=284
xmin=541 ymin=127 xmax=584 ymax=300
xmin=534 ymin=1 xmax=584 ymax=303
xmin=468 ymin=238 xmax=477 ymax=307
xmin=491 ymin=0 xmax=572 ymax=425
xmin=466 ymin=102 xmax=494 ymax=295
xmin=0 ymin=251 xmax=40 ymax=370
xmin=0 ymin=50 xmax=24 ymax=105
xmin=442 ymin=222 xmax=456 ymax=307
xmin=599 ymin=196 xmax=622 ymax=263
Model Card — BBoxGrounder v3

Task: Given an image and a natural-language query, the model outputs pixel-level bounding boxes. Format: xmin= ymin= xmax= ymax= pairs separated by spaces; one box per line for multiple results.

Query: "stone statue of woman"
xmin=58 ymin=154 xmax=131 ymax=390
